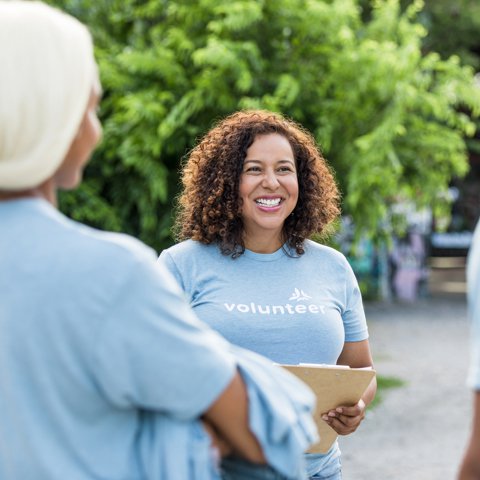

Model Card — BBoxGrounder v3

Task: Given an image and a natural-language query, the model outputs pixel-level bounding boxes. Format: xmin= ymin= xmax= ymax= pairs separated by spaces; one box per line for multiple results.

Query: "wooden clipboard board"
xmin=282 ymin=364 xmax=376 ymax=454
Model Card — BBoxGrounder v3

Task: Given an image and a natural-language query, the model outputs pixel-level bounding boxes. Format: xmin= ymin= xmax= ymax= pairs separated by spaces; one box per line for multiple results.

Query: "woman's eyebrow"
xmin=244 ymin=159 xmax=295 ymax=164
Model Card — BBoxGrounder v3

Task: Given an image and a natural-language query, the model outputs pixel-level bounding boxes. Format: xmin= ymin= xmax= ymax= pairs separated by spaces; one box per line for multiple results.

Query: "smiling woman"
xmin=239 ymin=133 xmax=298 ymax=253
xmin=159 ymin=110 xmax=377 ymax=480
xmin=173 ymin=110 xmax=339 ymax=258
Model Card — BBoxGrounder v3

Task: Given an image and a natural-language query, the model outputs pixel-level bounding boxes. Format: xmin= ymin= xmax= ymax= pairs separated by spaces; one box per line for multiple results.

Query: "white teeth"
xmin=256 ymin=198 xmax=281 ymax=207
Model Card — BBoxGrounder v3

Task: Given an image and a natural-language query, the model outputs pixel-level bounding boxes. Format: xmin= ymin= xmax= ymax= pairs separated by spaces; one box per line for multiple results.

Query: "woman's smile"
xmin=254 ymin=195 xmax=284 ymax=210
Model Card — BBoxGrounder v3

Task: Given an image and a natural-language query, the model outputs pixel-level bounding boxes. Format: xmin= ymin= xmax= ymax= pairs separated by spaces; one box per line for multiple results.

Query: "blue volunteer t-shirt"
xmin=159 ymin=239 xmax=369 ymax=476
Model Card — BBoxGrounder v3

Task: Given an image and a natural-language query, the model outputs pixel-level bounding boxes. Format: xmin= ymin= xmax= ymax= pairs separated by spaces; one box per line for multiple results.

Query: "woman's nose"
xmin=261 ymin=170 xmax=280 ymax=189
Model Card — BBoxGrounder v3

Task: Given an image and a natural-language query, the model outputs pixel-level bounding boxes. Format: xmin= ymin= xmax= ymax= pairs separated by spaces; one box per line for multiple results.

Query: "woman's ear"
xmin=54 ymin=82 xmax=102 ymax=190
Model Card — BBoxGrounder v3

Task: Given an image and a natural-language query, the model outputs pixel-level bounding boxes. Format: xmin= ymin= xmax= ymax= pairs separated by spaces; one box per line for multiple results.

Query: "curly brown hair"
xmin=174 ymin=110 xmax=340 ymax=257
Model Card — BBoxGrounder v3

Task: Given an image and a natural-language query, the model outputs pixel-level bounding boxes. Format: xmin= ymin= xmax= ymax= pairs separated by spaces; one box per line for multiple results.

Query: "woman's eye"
xmin=245 ymin=166 xmax=261 ymax=173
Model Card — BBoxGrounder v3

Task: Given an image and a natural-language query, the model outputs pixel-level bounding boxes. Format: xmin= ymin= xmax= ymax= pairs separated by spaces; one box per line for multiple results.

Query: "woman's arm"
xmin=458 ymin=391 xmax=480 ymax=479
xmin=203 ymin=370 xmax=266 ymax=464
xmin=322 ymin=339 xmax=377 ymax=435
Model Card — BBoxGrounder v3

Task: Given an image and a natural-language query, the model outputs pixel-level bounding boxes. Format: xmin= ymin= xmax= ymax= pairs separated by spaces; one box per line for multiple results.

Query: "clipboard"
xmin=282 ymin=364 xmax=376 ymax=454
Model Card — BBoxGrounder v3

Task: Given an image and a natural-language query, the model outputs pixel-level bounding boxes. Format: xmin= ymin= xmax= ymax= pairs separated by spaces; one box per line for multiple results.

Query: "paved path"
xmin=340 ymin=296 xmax=472 ymax=479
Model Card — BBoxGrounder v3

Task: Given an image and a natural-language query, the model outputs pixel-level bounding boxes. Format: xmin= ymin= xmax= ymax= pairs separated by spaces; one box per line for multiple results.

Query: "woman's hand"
xmin=325 ymin=339 xmax=377 ymax=436
xmin=202 ymin=420 xmax=233 ymax=458
xmin=321 ymin=398 xmax=366 ymax=436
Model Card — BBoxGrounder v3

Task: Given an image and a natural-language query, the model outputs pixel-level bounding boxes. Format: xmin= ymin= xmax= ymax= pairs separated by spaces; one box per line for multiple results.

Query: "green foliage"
xmin=48 ymin=0 xmax=480 ymax=252
xmin=420 ymin=0 xmax=480 ymax=70
xmin=359 ymin=0 xmax=480 ymax=69
xmin=418 ymin=0 xmax=480 ymax=196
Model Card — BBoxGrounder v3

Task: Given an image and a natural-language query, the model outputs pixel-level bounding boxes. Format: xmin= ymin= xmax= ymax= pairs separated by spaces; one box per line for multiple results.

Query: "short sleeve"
xmin=342 ymin=259 xmax=369 ymax=342
xmin=158 ymin=250 xmax=185 ymax=292
xmin=93 ymin=257 xmax=236 ymax=420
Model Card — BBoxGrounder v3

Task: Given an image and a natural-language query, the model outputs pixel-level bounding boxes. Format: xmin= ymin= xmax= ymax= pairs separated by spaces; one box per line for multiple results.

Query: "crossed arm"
xmin=202 ymin=371 xmax=266 ymax=464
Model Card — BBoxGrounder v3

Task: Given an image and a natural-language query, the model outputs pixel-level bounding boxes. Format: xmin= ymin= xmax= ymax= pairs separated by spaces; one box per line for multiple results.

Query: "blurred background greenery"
xmin=48 ymin=0 xmax=480 ymax=257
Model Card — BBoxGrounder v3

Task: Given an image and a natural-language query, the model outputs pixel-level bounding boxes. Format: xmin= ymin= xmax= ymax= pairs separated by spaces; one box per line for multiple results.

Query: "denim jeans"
xmin=219 ymin=457 xmax=341 ymax=480
xmin=220 ymin=458 xmax=307 ymax=480
xmin=310 ymin=471 xmax=342 ymax=480
xmin=307 ymin=450 xmax=341 ymax=480
xmin=309 ymin=457 xmax=342 ymax=480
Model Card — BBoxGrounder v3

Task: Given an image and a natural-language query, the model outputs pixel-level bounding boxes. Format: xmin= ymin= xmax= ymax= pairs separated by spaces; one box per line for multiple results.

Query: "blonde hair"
xmin=0 ymin=1 xmax=96 ymax=190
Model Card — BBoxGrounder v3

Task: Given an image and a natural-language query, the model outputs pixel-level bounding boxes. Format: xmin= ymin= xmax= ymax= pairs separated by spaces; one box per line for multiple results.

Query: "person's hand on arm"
xmin=201 ymin=420 xmax=233 ymax=459
xmin=203 ymin=370 xmax=266 ymax=464
xmin=321 ymin=339 xmax=377 ymax=436
xmin=458 ymin=391 xmax=480 ymax=479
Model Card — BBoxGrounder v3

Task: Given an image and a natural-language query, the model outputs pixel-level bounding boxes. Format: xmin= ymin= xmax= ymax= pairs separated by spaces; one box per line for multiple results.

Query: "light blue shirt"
xmin=159 ymin=239 xmax=368 ymax=476
xmin=468 ymin=221 xmax=480 ymax=390
xmin=0 ymin=198 xmax=236 ymax=479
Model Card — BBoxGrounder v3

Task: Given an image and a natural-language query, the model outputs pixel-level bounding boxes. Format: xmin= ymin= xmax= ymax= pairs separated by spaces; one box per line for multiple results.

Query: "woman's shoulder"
xmin=72 ymin=221 xmax=158 ymax=272
xmin=159 ymin=240 xmax=224 ymax=280
xmin=303 ymin=239 xmax=349 ymax=266
xmin=160 ymin=239 xmax=218 ymax=261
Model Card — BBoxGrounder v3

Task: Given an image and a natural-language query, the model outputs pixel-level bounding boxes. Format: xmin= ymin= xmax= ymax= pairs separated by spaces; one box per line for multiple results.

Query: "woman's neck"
xmin=0 ymin=179 xmax=57 ymax=206
xmin=243 ymin=230 xmax=284 ymax=254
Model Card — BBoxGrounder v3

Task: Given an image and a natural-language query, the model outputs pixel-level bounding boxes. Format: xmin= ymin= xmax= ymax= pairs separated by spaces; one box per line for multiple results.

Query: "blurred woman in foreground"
xmin=0 ymin=3 xmax=316 ymax=479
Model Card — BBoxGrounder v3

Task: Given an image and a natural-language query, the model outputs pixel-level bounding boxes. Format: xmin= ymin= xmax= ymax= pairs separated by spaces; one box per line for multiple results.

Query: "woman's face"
xmin=239 ymin=133 xmax=299 ymax=249
xmin=54 ymin=76 xmax=102 ymax=190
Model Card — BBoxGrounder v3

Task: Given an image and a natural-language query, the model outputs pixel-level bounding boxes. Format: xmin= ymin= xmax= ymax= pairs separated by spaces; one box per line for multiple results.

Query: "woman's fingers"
xmin=321 ymin=399 xmax=366 ymax=435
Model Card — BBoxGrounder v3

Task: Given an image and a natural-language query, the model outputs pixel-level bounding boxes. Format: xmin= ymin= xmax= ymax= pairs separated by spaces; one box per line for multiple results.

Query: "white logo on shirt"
xmin=289 ymin=288 xmax=312 ymax=301
xmin=223 ymin=287 xmax=325 ymax=315
xmin=223 ymin=302 xmax=325 ymax=315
